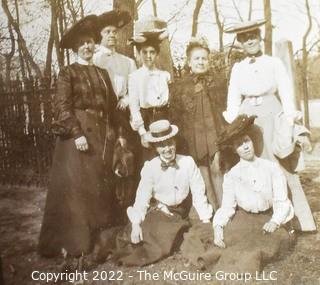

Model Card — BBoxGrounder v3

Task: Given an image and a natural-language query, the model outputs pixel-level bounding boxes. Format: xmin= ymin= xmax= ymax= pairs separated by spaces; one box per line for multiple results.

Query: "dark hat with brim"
xmin=97 ymin=10 xmax=131 ymax=31
xmin=224 ymin=19 xmax=266 ymax=34
xmin=60 ymin=15 xmax=100 ymax=49
xmin=127 ymin=30 xmax=167 ymax=46
xmin=217 ymin=115 xmax=257 ymax=147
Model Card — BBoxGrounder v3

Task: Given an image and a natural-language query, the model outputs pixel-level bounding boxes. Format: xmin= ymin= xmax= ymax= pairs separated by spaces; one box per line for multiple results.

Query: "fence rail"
xmin=0 ymin=77 xmax=55 ymax=186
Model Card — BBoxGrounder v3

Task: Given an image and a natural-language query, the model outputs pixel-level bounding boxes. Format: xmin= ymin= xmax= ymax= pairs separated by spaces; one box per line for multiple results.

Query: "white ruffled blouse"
xmin=213 ymin=157 xmax=294 ymax=227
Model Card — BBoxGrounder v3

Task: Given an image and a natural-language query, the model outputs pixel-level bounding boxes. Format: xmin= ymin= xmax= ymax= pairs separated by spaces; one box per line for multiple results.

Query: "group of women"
xmin=38 ymin=12 xmax=315 ymax=274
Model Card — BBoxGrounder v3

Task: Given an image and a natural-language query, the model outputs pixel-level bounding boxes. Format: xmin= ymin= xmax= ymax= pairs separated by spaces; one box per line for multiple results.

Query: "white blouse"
xmin=93 ymin=45 xmax=136 ymax=103
xmin=213 ymin=157 xmax=294 ymax=227
xmin=127 ymin=155 xmax=213 ymax=224
xmin=128 ymin=66 xmax=170 ymax=135
xmin=223 ymin=55 xmax=297 ymax=123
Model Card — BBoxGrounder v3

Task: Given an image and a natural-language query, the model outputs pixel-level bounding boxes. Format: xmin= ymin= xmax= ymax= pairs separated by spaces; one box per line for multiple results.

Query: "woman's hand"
xmin=140 ymin=134 xmax=150 ymax=148
xmin=214 ymin=225 xmax=226 ymax=248
xmin=117 ymin=98 xmax=128 ymax=110
xmin=131 ymin=223 xmax=143 ymax=244
xmin=263 ymin=221 xmax=278 ymax=233
xmin=75 ymin=136 xmax=88 ymax=151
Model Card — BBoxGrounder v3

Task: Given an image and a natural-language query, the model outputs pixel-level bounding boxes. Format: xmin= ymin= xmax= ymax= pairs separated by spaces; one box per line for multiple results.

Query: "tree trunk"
xmin=191 ymin=0 xmax=203 ymax=36
xmin=151 ymin=0 xmax=157 ymax=17
xmin=213 ymin=0 xmax=224 ymax=52
xmin=301 ymin=0 xmax=312 ymax=128
xmin=263 ymin=0 xmax=272 ymax=55
xmin=113 ymin=0 xmax=135 ymax=58
xmin=248 ymin=0 xmax=252 ymax=20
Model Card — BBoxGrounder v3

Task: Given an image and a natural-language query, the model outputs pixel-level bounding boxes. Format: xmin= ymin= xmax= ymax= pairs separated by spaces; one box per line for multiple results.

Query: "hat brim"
xmin=60 ymin=15 xmax=100 ymax=49
xmin=224 ymin=20 xmax=266 ymax=34
xmin=127 ymin=30 xmax=166 ymax=46
xmin=97 ymin=10 xmax=131 ymax=31
xmin=145 ymin=125 xmax=179 ymax=143
xmin=217 ymin=115 xmax=256 ymax=147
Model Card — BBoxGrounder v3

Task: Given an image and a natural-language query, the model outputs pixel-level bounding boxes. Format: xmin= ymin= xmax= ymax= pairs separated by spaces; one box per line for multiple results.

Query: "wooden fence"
xmin=0 ymin=76 xmax=55 ymax=186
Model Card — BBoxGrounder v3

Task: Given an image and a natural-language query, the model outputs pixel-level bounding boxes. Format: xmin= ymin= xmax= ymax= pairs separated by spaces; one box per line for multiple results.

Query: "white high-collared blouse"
xmin=93 ymin=45 xmax=136 ymax=103
xmin=213 ymin=157 xmax=294 ymax=228
xmin=127 ymin=155 xmax=213 ymax=225
xmin=223 ymin=54 xmax=297 ymax=123
xmin=128 ymin=66 xmax=171 ymax=135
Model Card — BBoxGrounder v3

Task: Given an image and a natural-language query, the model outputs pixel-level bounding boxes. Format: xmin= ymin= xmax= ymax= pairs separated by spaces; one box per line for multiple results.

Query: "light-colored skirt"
xmin=239 ymin=94 xmax=282 ymax=161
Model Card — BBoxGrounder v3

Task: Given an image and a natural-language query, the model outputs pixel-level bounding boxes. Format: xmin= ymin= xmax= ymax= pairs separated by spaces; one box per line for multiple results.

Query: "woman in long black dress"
xmin=38 ymin=15 xmax=126 ymax=258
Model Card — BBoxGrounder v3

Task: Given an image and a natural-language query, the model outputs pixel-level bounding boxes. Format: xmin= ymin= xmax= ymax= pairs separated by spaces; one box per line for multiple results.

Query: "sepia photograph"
xmin=0 ymin=0 xmax=319 ymax=284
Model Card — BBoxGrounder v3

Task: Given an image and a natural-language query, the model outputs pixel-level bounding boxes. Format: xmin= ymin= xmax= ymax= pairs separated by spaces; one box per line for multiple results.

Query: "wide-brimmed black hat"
xmin=217 ymin=115 xmax=257 ymax=147
xmin=127 ymin=30 xmax=167 ymax=46
xmin=97 ymin=10 xmax=131 ymax=31
xmin=60 ymin=15 xmax=100 ymax=49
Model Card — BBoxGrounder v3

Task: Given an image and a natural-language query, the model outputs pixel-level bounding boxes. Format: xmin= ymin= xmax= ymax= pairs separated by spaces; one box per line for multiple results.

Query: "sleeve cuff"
xmin=138 ymin=126 xmax=147 ymax=136
xmin=127 ymin=206 xmax=143 ymax=225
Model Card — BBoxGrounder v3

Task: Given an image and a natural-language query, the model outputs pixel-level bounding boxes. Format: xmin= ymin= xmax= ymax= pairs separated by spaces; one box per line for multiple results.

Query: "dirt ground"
xmin=1 ymin=130 xmax=320 ymax=285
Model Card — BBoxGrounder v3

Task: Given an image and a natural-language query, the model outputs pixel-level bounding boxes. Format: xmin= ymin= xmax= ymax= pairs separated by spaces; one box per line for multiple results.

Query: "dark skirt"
xmin=181 ymin=209 xmax=295 ymax=273
xmin=93 ymin=195 xmax=192 ymax=266
xmin=38 ymin=110 xmax=115 ymax=257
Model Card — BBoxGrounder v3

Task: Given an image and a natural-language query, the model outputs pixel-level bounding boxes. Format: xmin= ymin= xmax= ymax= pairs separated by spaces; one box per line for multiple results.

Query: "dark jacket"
xmin=52 ymin=62 xmax=126 ymax=139
xmin=170 ymin=72 xmax=228 ymax=164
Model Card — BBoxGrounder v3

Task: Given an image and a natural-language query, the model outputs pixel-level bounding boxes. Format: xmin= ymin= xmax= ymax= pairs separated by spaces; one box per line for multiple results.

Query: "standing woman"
xmin=170 ymin=37 xmax=227 ymax=210
xmin=223 ymin=20 xmax=300 ymax=160
xmin=128 ymin=30 xmax=170 ymax=160
xmin=38 ymin=15 xmax=125 ymax=258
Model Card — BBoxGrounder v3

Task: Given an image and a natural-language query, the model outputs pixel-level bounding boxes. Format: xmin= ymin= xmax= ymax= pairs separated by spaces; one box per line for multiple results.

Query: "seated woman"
xmin=93 ymin=120 xmax=213 ymax=266
xmin=181 ymin=115 xmax=295 ymax=273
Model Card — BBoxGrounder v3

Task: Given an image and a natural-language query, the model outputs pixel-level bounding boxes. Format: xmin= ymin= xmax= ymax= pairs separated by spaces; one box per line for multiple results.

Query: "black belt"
xmin=141 ymin=105 xmax=168 ymax=114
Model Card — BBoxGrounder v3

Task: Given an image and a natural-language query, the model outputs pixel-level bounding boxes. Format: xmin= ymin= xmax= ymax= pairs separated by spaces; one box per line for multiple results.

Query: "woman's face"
xmin=100 ymin=25 xmax=118 ymax=48
xmin=239 ymin=31 xmax=262 ymax=55
xmin=155 ymin=138 xmax=176 ymax=162
xmin=188 ymin=48 xmax=209 ymax=74
xmin=139 ymin=46 xmax=158 ymax=69
xmin=232 ymin=135 xmax=255 ymax=161
xmin=77 ymin=36 xmax=95 ymax=61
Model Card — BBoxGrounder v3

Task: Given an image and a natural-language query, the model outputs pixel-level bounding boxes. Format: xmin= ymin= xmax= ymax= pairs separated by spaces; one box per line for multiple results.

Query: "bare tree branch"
xmin=232 ymin=0 xmax=243 ymax=21
xmin=191 ymin=0 xmax=203 ymax=36
xmin=213 ymin=0 xmax=224 ymax=52
xmin=301 ymin=0 xmax=312 ymax=128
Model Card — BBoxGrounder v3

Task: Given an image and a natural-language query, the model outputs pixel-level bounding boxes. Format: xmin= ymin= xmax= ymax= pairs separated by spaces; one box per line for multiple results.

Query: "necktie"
xmin=161 ymin=160 xmax=179 ymax=171
xmin=248 ymin=51 xmax=263 ymax=64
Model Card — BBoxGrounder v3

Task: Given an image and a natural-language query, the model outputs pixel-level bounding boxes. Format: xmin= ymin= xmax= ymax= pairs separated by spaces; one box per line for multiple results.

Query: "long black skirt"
xmin=38 ymin=111 xmax=115 ymax=257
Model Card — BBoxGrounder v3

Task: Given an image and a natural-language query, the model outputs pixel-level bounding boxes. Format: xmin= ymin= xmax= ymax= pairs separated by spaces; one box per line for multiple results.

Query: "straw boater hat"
xmin=127 ymin=16 xmax=168 ymax=46
xmin=97 ymin=10 xmax=131 ymax=30
xmin=224 ymin=19 xmax=266 ymax=35
xmin=216 ymin=115 xmax=256 ymax=148
xmin=145 ymin=120 xmax=179 ymax=143
xmin=60 ymin=15 xmax=101 ymax=49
